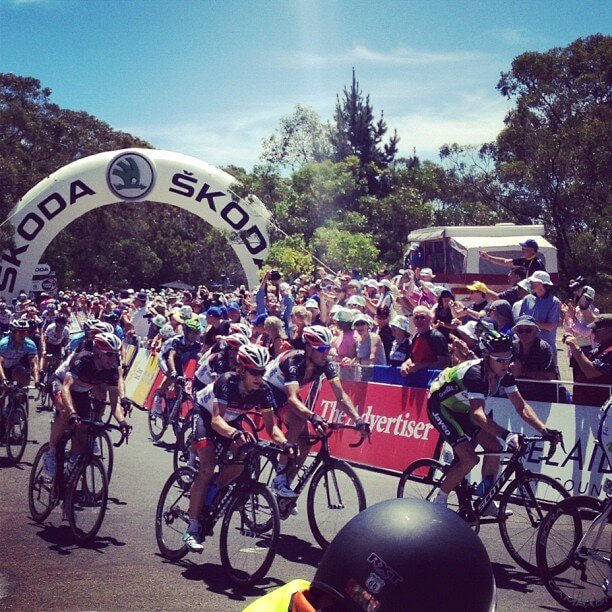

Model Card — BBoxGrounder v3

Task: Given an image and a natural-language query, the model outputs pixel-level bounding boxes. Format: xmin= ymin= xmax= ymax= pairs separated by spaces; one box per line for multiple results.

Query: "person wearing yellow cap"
xmin=451 ymin=281 xmax=490 ymax=322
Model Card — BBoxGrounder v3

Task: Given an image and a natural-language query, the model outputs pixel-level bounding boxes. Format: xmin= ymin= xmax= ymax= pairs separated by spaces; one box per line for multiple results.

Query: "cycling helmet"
xmin=224 ymin=333 xmax=250 ymax=349
xmin=159 ymin=323 xmax=175 ymax=339
xmin=302 ymin=325 xmax=333 ymax=348
xmin=10 ymin=319 xmax=29 ymax=332
xmin=183 ymin=319 xmax=200 ymax=332
xmin=103 ymin=312 xmax=119 ymax=323
xmin=59 ymin=301 xmax=69 ymax=309
xmin=480 ymin=330 xmax=513 ymax=354
xmin=237 ymin=344 xmax=270 ymax=370
xmin=26 ymin=318 xmax=39 ymax=330
xmin=230 ymin=322 xmax=252 ymax=339
xmin=93 ymin=332 xmax=122 ymax=352
xmin=312 ymin=499 xmax=496 ymax=612
xmin=55 ymin=314 xmax=68 ymax=325
xmin=82 ymin=318 xmax=99 ymax=332
xmin=152 ymin=314 xmax=167 ymax=328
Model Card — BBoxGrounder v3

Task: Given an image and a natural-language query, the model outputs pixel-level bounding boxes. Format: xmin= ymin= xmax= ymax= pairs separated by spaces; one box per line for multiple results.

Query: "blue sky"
xmin=1 ymin=0 xmax=609 ymax=170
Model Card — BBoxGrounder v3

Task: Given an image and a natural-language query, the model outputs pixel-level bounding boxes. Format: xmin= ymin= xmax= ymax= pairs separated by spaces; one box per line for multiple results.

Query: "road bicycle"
xmin=148 ymin=377 xmax=193 ymax=442
xmin=0 ymin=381 xmax=32 ymax=464
xmin=28 ymin=418 xmax=131 ymax=544
xmin=155 ymin=439 xmax=288 ymax=587
xmin=397 ymin=432 xmax=568 ymax=574
xmin=535 ymin=398 xmax=611 ymax=611
xmin=37 ymin=353 xmax=62 ymax=412
xmin=256 ymin=422 xmax=370 ymax=550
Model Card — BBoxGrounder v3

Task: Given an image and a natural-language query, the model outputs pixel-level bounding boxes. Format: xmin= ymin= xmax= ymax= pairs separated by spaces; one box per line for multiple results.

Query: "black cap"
xmin=588 ymin=314 xmax=612 ymax=331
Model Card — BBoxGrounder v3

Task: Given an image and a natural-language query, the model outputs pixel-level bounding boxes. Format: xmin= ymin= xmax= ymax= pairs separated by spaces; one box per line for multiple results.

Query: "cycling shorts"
xmin=192 ymin=406 xmax=243 ymax=451
xmin=45 ymin=343 xmax=63 ymax=358
xmin=52 ymin=389 xmax=93 ymax=419
xmin=427 ymin=394 xmax=481 ymax=448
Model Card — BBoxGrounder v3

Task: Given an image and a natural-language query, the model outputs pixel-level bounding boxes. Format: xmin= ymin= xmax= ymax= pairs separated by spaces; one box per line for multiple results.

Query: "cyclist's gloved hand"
xmin=231 ymin=429 xmax=248 ymax=446
xmin=120 ymin=397 xmax=131 ymax=410
xmin=543 ymin=428 xmax=562 ymax=443
xmin=119 ymin=419 xmax=131 ymax=434
xmin=169 ymin=371 xmax=178 ymax=381
xmin=282 ymin=442 xmax=299 ymax=457
xmin=309 ymin=413 xmax=327 ymax=432
xmin=355 ymin=419 xmax=370 ymax=434
xmin=505 ymin=432 xmax=520 ymax=451
xmin=0 ymin=378 xmax=9 ymax=389
xmin=175 ymin=375 xmax=186 ymax=385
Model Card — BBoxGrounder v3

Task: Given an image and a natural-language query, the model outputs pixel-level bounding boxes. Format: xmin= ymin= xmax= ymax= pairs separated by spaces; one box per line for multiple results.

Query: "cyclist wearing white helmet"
xmin=264 ymin=325 xmax=367 ymax=498
xmin=184 ymin=344 xmax=295 ymax=553
xmin=43 ymin=332 xmax=130 ymax=479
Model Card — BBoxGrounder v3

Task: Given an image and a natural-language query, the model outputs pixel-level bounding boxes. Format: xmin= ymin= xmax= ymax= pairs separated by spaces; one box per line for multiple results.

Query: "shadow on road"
xmin=0 ymin=457 xmax=32 ymax=470
xmin=491 ymin=561 xmax=543 ymax=594
xmin=275 ymin=533 xmax=322 ymax=569
xmin=31 ymin=521 xmax=127 ymax=555
xmin=152 ymin=440 xmax=176 ymax=454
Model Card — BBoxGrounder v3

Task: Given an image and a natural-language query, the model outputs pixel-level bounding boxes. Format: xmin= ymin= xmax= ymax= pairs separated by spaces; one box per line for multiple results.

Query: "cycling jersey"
xmin=158 ymin=333 xmax=199 ymax=375
xmin=429 ymin=359 xmax=518 ymax=413
xmin=193 ymin=371 xmax=276 ymax=448
xmin=55 ymin=351 xmax=119 ymax=393
xmin=44 ymin=323 xmax=70 ymax=346
xmin=194 ymin=348 xmax=235 ymax=388
xmin=0 ymin=335 xmax=38 ymax=368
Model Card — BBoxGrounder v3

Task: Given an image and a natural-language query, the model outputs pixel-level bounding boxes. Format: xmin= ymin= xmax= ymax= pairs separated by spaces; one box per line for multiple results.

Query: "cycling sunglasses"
xmin=101 ymin=350 xmax=119 ymax=356
xmin=245 ymin=367 xmax=265 ymax=377
xmin=489 ymin=355 xmax=513 ymax=363
xmin=314 ymin=346 xmax=331 ymax=353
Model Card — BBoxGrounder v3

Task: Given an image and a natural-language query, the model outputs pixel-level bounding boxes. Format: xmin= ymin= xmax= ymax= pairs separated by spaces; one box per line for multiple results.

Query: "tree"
xmin=493 ymin=35 xmax=612 ymax=286
xmin=264 ymin=235 xmax=313 ymax=278
xmin=330 ymin=69 xmax=399 ymax=195
xmin=259 ymin=105 xmax=333 ymax=170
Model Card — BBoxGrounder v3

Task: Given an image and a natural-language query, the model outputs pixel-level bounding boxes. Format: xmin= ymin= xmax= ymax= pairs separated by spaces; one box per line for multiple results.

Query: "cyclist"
xmin=43 ymin=332 xmax=130 ymax=478
xmin=40 ymin=313 xmax=70 ymax=374
xmin=244 ymin=498 xmax=496 ymax=612
xmin=184 ymin=344 xmax=296 ymax=553
xmin=67 ymin=320 xmax=113 ymax=356
xmin=427 ymin=331 xmax=560 ymax=515
xmin=150 ymin=322 xmax=175 ymax=353
xmin=153 ymin=318 xmax=201 ymax=414
xmin=0 ymin=319 xmax=40 ymax=390
xmin=264 ymin=325 xmax=368 ymax=498
xmin=193 ymin=332 xmax=250 ymax=393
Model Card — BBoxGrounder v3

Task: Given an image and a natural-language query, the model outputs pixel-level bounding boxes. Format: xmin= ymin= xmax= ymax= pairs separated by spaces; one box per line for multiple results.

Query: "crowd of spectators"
xmin=2 ymin=236 xmax=610 ymax=406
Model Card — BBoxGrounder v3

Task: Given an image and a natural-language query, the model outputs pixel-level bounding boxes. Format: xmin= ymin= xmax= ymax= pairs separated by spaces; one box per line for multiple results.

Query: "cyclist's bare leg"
xmin=474 ymin=429 xmax=502 ymax=481
xmin=218 ymin=442 xmax=245 ymax=488
xmin=188 ymin=444 xmax=215 ymax=521
xmin=439 ymin=440 xmax=479 ymax=495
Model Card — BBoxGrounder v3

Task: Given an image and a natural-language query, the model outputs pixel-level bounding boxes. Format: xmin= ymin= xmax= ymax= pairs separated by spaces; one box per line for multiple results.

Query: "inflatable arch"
xmin=0 ymin=149 xmax=272 ymax=300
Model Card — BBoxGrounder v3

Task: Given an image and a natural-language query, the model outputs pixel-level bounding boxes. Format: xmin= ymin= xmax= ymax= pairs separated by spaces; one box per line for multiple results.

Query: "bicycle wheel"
xmin=28 ymin=442 xmax=55 ymax=522
xmin=5 ymin=405 xmax=28 ymax=464
xmin=536 ymin=495 xmax=610 ymax=611
xmin=173 ymin=421 xmax=198 ymax=487
xmin=66 ymin=456 xmax=109 ymax=544
xmin=397 ymin=458 xmax=460 ymax=513
xmin=307 ymin=459 xmax=366 ymax=550
xmin=155 ymin=466 xmax=194 ymax=560
xmin=498 ymin=472 xmax=570 ymax=574
xmin=91 ymin=430 xmax=114 ymax=484
xmin=220 ymin=482 xmax=280 ymax=587
xmin=148 ymin=396 xmax=168 ymax=441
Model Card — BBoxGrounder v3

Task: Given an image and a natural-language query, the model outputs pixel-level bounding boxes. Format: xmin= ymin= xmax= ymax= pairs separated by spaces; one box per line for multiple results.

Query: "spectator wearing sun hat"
xmin=330 ymin=308 xmax=358 ymax=365
xmin=304 ymin=299 xmax=322 ymax=326
xmin=388 ymin=316 xmax=412 ymax=367
xmin=480 ymin=238 xmax=546 ymax=276
xmin=353 ymin=313 xmax=387 ymax=366
xmin=376 ymin=279 xmax=394 ymax=311
xmin=517 ymin=270 xmax=561 ymax=360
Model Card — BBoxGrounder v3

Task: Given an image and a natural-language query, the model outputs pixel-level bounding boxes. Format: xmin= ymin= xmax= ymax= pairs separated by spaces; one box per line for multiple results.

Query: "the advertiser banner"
xmin=125 ymin=350 xmax=162 ymax=407
xmin=141 ymin=357 xmax=196 ymax=418
xmin=313 ymin=379 xmax=439 ymax=473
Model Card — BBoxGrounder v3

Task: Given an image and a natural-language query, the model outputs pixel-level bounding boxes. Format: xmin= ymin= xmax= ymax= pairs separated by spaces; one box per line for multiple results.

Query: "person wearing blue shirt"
xmin=0 ymin=320 xmax=40 ymax=389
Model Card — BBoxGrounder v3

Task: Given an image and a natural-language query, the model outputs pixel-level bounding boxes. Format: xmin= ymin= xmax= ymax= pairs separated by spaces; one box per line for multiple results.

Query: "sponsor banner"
xmin=125 ymin=350 xmax=162 ymax=407
xmin=313 ymin=379 xmax=439 ymax=473
xmin=486 ymin=398 xmax=610 ymax=500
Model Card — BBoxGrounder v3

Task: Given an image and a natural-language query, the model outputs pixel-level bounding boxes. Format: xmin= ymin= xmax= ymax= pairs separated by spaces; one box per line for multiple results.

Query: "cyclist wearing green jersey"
xmin=427 ymin=332 xmax=560 ymax=515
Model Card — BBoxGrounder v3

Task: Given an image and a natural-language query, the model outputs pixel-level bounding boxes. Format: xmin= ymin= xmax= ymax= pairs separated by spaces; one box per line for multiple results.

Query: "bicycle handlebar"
xmin=76 ymin=418 xmax=133 ymax=448
xmin=300 ymin=421 xmax=371 ymax=448
xmin=518 ymin=432 xmax=564 ymax=462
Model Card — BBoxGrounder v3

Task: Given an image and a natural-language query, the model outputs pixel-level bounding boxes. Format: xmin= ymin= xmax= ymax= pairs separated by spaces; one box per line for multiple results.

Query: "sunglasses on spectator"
xmin=314 ymin=346 xmax=331 ymax=353
xmin=489 ymin=355 xmax=513 ymax=363
xmin=515 ymin=327 xmax=536 ymax=334
xmin=413 ymin=314 xmax=428 ymax=320
xmin=245 ymin=367 xmax=265 ymax=377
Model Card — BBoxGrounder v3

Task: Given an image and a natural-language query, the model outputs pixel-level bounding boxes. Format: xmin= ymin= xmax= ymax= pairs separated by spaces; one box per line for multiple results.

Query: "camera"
xmin=568 ymin=275 xmax=587 ymax=292
xmin=270 ymin=270 xmax=281 ymax=282
xmin=562 ymin=333 xmax=571 ymax=344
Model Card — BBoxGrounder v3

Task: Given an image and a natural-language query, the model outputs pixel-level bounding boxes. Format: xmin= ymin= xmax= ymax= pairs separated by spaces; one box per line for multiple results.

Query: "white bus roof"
xmin=407 ymin=224 xmax=546 ymax=241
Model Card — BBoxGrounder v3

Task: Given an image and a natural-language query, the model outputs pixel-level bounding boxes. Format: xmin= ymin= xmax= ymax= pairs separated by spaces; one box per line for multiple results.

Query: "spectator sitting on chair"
xmin=565 ymin=314 xmax=612 ymax=407
xmin=511 ymin=315 xmax=558 ymax=402
xmin=518 ymin=271 xmax=561 ymax=361
xmin=400 ymin=305 xmax=449 ymax=376
xmin=485 ymin=267 xmax=528 ymax=306
xmin=480 ymin=239 xmax=546 ymax=276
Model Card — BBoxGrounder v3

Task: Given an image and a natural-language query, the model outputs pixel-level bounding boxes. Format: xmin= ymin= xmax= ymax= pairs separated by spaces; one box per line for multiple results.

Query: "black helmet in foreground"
xmin=312 ymin=499 xmax=496 ymax=612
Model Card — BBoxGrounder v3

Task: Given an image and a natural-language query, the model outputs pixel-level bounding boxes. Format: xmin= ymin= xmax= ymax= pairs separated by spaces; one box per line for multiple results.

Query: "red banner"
xmin=313 ymin=380 xmax=440 ymax=473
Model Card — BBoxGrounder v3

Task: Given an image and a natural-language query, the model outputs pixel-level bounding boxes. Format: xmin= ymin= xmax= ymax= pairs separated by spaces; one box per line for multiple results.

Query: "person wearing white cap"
xmin=304 ymin=298 xmax=322 ymax=326
xmin=388 ymin=316 xmax=412 ymax=367
xmin=353 ymin=314 xmax=386 ymax=365
xmin=517 ymin=270 xmax=561 ymax=361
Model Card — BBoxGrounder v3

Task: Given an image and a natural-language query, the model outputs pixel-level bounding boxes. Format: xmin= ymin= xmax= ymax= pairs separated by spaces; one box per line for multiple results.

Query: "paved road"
xmin=0 ymin=404 xmax=566 ymax=611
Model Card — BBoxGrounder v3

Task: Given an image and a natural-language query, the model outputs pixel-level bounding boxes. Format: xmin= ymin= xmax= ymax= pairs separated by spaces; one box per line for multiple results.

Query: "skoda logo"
xmin=107 ymin=152 xmax=155 ymax=201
